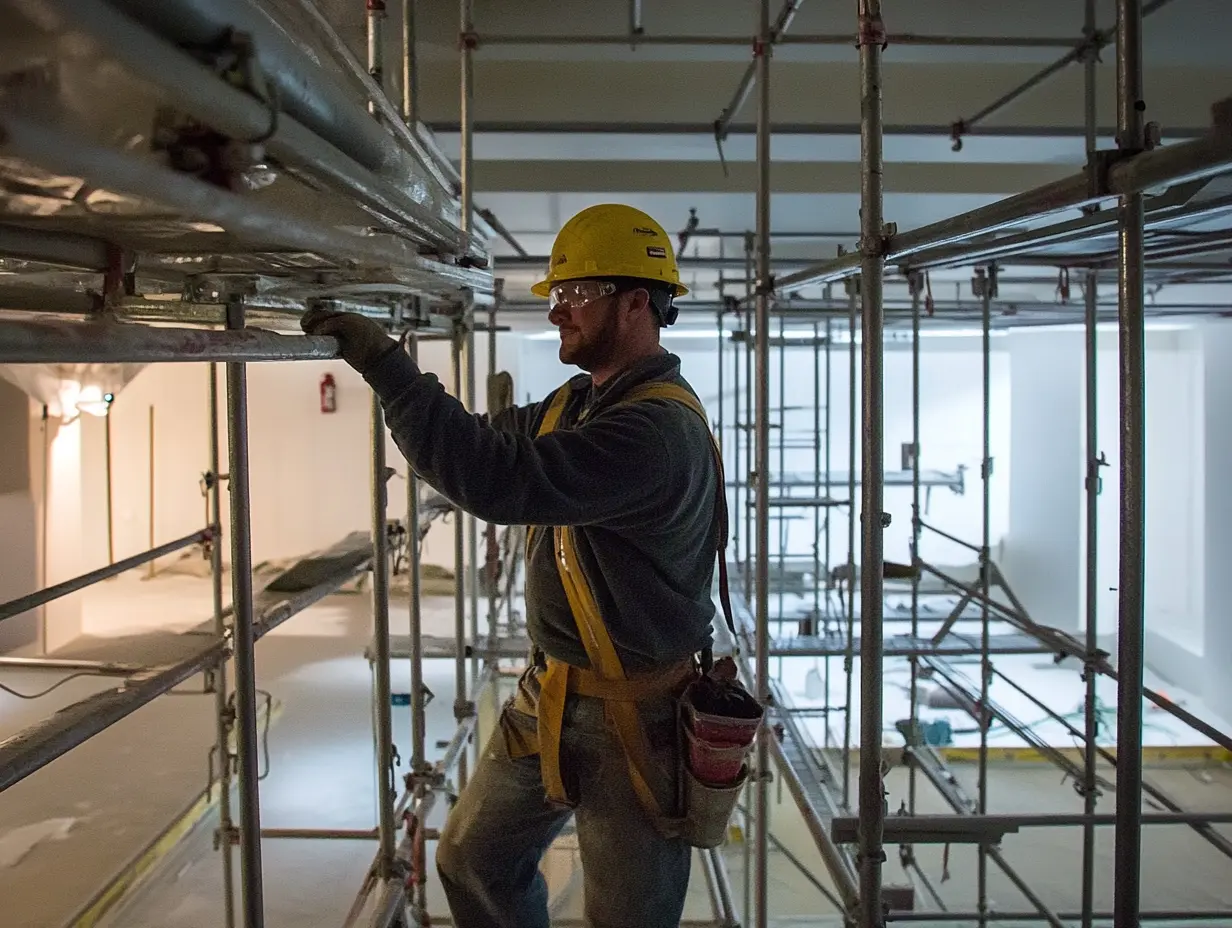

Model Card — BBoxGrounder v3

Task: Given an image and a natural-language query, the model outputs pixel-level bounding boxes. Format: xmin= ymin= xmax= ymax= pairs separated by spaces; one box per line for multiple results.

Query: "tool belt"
xmin=499 ymin=379 xmax=762 ymax=847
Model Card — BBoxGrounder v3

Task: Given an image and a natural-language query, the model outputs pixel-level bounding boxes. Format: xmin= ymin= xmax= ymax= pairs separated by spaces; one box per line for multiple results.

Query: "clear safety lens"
xmin=548 ymin=280 xmax=616 ymax=310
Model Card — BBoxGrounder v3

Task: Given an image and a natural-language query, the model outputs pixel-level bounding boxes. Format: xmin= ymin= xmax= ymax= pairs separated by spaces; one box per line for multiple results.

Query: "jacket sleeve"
xmin=364 ymin=348 xmax=673 ymax=527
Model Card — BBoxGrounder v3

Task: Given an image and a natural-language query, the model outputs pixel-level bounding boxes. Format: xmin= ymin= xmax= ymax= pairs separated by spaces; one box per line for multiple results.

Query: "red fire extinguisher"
xmin=320 ymin=373 xmax=337 ymax=414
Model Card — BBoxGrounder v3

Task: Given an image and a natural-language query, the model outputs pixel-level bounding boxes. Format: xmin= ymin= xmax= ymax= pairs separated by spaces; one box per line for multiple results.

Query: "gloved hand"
xmin=301 ymin=308 xmax=399 ymax=373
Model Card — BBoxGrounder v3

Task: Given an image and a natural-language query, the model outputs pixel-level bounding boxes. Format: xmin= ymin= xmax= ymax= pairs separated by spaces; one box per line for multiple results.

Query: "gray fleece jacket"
xmin=363 ymin=348 xmax=719 ymax=672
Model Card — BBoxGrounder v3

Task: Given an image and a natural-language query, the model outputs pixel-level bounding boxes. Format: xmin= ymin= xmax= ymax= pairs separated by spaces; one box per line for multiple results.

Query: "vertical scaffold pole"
xmin=977 ymin=265 xmax=995 ymax=928
xmin=908 ymin=273 xmax=922 ymax=817
xmin=1114 ymin=0 xmax=1147 ymax=923
xmin=400 ymin=0 xmax=418 ymax=122
xmin=1080 ymin=0 xmax=1102 ymax=924
xmin=208 ymin=362 xmax=236 ymax=928
xmin=745 ymin=231 xmax=756 ymax=594
xmin=823 ymin=312 xmax=834 ymax=746
xmin=224 ymin=298 xmax=265 ymax=928
xmin=753 ymin=1 xmax=773 ymax=926
xmin=842 ymin=278 xmax=857 ymax=813
xmin=371 ymin=393 xmax=397 ymax=877
xmin=451 ymin=319 xmax=469 ymax=793
xmin=856 ymin=1 xmax=888 ymax=923
xmin=455 ymin=0 xmax=477 ymax=793
xmin=366 ymin=0 xmax=397 ymax=879
xmin=407 ymin=331 xmax=426 ymax=777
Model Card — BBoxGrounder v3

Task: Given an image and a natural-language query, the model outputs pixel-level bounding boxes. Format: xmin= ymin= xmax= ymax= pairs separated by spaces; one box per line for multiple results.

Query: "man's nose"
xmin=548 ymin=303 xmax=569 ymax=327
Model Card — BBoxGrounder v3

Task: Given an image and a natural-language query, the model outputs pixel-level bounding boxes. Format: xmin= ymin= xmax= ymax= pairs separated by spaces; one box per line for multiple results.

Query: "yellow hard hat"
xmin=531 ymin=203 xmax=690 ymax=299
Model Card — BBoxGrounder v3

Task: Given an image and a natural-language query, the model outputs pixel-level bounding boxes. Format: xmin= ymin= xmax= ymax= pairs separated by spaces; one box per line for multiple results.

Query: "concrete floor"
xmin=1 ymin=573 xmax=1230 ymax=927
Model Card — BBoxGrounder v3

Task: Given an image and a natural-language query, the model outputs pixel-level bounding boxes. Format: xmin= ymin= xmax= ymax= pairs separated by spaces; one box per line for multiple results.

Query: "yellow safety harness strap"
xmin=530 ymin=378 xmax=730 ymax=830
xmin=508 ymin=376 xmax=732 ymax=828
xmin=525 ymin=383 xmax=573 ymax=555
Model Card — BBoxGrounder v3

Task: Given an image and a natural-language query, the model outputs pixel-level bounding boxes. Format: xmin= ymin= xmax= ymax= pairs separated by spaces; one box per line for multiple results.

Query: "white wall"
xmin=515 ymin=331 xmax=1010 ymax=573
xmin=0 ymin=380 xmax=40 ymax=653
xmin=1200 ymin=323 xmax=1232 ymax=716
xmin=83 ymin=331 xmax=517 ymax=587
xmin=1002 ymin=330 xmax=1084 ymax=631
xmin=1088 ymin=327 xmax=1204 ymax=651
xmin=1002 ymin=323 xmax=1212 ymax=707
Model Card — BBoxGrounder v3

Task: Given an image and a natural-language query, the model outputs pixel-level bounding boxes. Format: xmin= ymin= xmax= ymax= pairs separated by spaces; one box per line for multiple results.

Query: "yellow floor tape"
xmin=67 ymin=697 xmax=283 ymax=928
xmin=939 ymin=744 xmax=1232 ymax=765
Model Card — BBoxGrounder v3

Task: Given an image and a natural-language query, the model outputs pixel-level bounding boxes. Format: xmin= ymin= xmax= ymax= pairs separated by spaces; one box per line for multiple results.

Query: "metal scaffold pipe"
xmin=224 ymin=298 xmax=265 ymax=928
xmin=908 ymin=273 xmax=922 ymax=819
xmin=977 ymin=265 xmax=994 ymax=928
xmin=715 ymin=0 xmax=805 ymax=143
xmin=949 ymin=0 xmax=1178 ymax=148
xmin=856 ymin=2 xmax=887 ymax=925
xmin=0 ymin=319 xmax=340 ymax=365
xmin=753 ymin=1 xmax=773 ymax=926
xmin=1114 ymin=0 xmax=1148 ymax=923
xmin=406 ymin=334 xmax=426 ymax=774
xmin=208 ymin=363 xmax=236 ymax=928
xmin=451 ymin=320 xmax=469 ymax=793
xmin=371 ymin=393 xmax=397 ymax=877
xmin=401 ymin=0 xmax=418 ymax=122
xmin=1080 ymin=2 xmax=1101 ymax=924
xmin=841 ymin=278 xmax=857 ymax=811
xmin=460 ymin=0 xmax=476 ymax=255
xmin=473 ymin=32 xmax=1078 ymax=49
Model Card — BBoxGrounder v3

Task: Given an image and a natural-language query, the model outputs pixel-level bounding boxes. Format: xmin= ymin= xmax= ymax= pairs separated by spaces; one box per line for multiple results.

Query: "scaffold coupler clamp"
xmin=404 ymin=762 xmax=443 ymax=795
xmin=856 ymin=3 xmax=888 ymax=51
xmin=971 ymin=265 xmax=998 ymax=300
xmin=452 ymin=698 xmax=476 ymax=723
xmin=949 ymin=119 xmax=966 ymax=153
xmin=860 ymin=223 xmax=895 ymax=263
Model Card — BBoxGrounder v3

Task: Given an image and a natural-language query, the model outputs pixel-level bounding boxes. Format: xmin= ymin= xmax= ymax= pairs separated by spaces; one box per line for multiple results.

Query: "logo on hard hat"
xmin=553 ymin=253 xmax=568 ymax=267
xmin=646 ymin=246 xmax=667 ymax=258
xmin=632 ymin=227 xmax=657 ymax=237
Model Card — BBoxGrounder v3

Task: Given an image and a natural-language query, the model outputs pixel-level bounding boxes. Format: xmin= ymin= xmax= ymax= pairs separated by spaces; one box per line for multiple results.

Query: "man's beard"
xmin=559 ymin=309 xmax=620 ymax=370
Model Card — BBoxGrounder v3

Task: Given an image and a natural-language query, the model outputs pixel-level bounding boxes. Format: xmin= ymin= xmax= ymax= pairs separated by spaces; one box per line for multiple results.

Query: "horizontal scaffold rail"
xmin=0 ymin=319 xmax=341 ymax=365
xmin=777 ymin=100 xmax=1232 ymax=290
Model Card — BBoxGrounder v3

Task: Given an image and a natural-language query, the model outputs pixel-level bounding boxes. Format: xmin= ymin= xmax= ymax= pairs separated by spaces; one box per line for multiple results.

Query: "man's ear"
xmin=624 ymin=287 xmax=652 ymax=318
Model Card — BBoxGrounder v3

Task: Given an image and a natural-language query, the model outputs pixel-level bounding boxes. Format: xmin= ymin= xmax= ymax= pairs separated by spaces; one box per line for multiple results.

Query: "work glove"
xmin=301 ymin=307 xmax=399 ymax=373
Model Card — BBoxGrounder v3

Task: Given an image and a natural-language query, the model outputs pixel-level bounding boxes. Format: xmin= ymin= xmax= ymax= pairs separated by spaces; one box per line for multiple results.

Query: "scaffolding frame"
xmin=719 ymin=2 xmax=1232 ymax=928
xmin=3 ymin=2 xmax=1232 ymax=928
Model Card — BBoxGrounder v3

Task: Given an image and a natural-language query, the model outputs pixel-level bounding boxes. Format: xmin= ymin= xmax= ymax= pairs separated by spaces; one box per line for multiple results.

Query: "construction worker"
xmin=302 ymin=204 xmax=722 ymax=928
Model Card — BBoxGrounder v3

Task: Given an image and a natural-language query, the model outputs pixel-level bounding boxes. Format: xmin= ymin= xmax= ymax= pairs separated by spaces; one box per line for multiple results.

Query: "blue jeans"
xmin=435 ymin=692 xmax=692 ymax=928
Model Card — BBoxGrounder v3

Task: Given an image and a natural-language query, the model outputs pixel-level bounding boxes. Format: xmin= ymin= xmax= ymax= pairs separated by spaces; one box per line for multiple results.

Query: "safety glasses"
xmin=548 ymin=280 xmax=616 ymax=311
